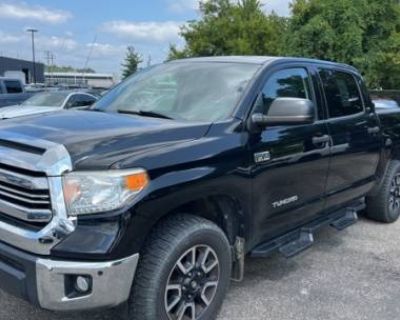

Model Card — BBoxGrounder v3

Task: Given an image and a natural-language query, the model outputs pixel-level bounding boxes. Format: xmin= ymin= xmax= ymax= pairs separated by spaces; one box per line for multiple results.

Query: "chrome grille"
xmin=0 ymin=130 xmax=75 ymax=255
xmin=0 ymin=165 xmax=52 ymax=223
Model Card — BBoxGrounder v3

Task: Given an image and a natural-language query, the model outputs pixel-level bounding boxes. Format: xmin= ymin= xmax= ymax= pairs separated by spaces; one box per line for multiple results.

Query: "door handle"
xmin=312 ymin=135 xmax=330 ymax=145
xmin=368 ymin=126 xmax=380 ymax=134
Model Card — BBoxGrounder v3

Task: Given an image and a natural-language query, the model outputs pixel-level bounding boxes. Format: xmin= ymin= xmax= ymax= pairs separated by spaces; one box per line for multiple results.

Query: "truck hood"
xmin=0 ymin=110 xmax=211 ymax=170
xmin=0 ymin=105 xmax=60 ymax=119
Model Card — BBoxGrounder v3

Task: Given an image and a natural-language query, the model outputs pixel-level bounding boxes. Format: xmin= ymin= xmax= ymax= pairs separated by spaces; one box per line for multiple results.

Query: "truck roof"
xmin=171 ymin=55 xmax=357 ymax=71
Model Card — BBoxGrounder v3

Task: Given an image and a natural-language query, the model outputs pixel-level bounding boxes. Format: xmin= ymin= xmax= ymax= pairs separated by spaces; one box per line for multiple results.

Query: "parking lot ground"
xmin=1 ymin=216 xmax=400 ymax=320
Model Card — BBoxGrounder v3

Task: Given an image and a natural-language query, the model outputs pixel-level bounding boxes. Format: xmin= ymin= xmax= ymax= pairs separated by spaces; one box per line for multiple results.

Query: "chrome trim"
xmin=0 ymin=130 xmax=76 ymax=255
xmin=0 ymin=183 xmax=49 ymax=199
xmin=0 ymin=147 xmax=44 ymax=173
xmin=0 ymin=168 xmax=48 ymax=190
xmin=0 ymin=189 xmax=49 ymax=205
xmin=0 ymin=177 xmax=76 ymax=254
xmin=36 ymin=254 xmax=139 ymax=311
xmin=0 ymin=130 xmax=72 ymax=176
xmin=0 ymin=199 xmax=51 ymax=222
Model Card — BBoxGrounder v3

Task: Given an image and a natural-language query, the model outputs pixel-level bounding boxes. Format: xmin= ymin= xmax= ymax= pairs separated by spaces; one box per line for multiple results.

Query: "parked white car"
xmin=0 ymin=91 xmax=98 ymax=120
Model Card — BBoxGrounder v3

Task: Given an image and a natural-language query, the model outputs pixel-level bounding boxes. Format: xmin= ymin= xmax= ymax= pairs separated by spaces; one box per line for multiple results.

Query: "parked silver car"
xmin=0 ymin=91 xmax=98 ymax=119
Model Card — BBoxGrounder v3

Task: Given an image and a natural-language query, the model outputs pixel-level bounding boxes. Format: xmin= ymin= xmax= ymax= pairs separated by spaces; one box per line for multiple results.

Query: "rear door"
xmin=319 ymin=68 xmax=382 ymax=209
xmin=249 ymin=65 xmax=331 ymax=241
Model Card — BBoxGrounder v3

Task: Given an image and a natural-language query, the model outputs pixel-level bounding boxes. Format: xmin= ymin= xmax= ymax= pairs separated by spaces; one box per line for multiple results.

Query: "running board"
xmin=250 ymin=200 xmax=363 ymax=259
xmin=279 ymin=231 xmax=314 ymax=258
xmin=330 ymin=209 xmax=358 ymax=231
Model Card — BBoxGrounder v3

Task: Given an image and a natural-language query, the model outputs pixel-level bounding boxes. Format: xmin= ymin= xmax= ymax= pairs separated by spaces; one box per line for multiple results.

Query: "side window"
xmin=319 ymin=69 xmax=364 ymax=118
xmin=4 ymin=80 xmax=23 ymax=94
xmin=65 ymin=96 xmax=77 ymax=108
xmin=77 ymin=94 xmax=97 ymax=106
xmin=255 ymin=68 xmax=311 ymax=115
xmin=66 ymin=95 xmax=96 ymax=108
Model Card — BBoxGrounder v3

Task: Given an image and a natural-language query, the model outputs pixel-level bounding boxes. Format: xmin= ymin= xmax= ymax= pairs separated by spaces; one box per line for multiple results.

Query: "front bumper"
xmin=0 ymin=241 xmax=139 ymax=311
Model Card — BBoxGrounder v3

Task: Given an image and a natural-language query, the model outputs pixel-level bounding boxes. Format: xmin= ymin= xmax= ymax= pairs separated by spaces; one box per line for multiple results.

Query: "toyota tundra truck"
xmin=0 ymin=56 xmax=399 ymax=320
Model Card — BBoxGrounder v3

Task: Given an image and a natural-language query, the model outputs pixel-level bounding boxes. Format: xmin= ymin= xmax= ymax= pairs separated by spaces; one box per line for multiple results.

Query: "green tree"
xmin=168 ymin=0 xmax=288 ymax=60
xmin=122 ymin=46 xmax=143 ymax=79
xmin=46 ymin=65 xmax=95 ymax=73
xmin=286 ymin=0 xmax=400 ymax=89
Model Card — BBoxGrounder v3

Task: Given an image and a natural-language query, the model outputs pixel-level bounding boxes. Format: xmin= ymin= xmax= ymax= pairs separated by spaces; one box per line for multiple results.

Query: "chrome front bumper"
xmin=36 ymin=253 xmax=139 ymax=311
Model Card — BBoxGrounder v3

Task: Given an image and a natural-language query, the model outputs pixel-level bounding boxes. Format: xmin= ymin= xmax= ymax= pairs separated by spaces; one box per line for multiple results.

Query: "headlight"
xmin=62 ymin=169 xmax=149 ymax=216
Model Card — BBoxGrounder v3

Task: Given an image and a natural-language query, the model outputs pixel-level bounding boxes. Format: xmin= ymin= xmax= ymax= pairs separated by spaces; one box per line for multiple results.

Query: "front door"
xmin=249 ymin=66 xmax=330 ymax=243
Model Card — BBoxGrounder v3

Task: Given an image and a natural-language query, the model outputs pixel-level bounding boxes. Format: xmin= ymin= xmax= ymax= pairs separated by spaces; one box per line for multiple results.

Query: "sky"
xmin=0 ymin=0 xmax=292 ymax=76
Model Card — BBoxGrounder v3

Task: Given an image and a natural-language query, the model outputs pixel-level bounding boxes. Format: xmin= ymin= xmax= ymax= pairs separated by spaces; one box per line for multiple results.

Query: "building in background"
xmin=45 ymin=72 xmax=115 ymax=89
xmin=0 ymin=56 xmax=45 ymax=84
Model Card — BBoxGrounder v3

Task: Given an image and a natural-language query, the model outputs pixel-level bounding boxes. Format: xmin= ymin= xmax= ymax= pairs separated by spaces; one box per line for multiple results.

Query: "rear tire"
xmin=366 ymin=160 xmax=400 ymax=223
xmin=128 ymin=214 xmax=232 ymax=320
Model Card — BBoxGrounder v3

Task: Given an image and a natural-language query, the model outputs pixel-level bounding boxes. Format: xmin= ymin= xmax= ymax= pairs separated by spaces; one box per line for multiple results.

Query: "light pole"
xmin=27 ymin=28 xmax=38 ymax=84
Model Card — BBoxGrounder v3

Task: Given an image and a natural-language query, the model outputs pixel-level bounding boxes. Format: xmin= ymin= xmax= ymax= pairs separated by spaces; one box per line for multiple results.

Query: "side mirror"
xmin=252 ymin=97 xmax=315 ymax=127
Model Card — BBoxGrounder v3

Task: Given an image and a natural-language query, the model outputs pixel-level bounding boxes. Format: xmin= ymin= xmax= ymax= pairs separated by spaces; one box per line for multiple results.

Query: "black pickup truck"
xmin=0 ymin=56 xmax=399 ymax=320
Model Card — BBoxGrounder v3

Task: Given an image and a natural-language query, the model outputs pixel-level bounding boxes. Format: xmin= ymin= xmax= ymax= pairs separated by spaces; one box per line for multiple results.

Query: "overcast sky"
xmin=0 ymin=0 xmax=292 ymax=75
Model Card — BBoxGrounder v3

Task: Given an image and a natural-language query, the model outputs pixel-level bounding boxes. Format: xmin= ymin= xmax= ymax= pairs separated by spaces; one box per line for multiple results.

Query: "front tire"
xmin=366 ymin=160 xmax=400 ymax=223
xmin=128 ymin=214 xmax=232 ymax=320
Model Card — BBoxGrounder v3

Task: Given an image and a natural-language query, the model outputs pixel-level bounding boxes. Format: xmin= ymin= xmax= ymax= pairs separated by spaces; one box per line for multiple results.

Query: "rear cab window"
xmin=4 ymin=80 xmax=23 ymax=94
xmin=319 ymin=69 xmax=364 ymax=118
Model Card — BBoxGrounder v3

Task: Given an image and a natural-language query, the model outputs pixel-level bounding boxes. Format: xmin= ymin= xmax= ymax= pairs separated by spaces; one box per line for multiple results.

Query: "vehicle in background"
xmin=24 ymin=83 xmax=47 ymax=93
xmin=0 ymin=78 xmax=32 ymax=107
xmin=373 ymin=98 xmax=400 ymax=109
xmin=0 ymin=91 xmax=98 ymax=119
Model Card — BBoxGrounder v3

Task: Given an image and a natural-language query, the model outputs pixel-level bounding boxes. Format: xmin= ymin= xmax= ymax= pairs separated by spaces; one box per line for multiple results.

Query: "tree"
xmin=122 ymin=46 xmax=143 ymax=79
xmin=46 ymin=65 xmax=95 ymax=73
xmin=286 ymin=0 xmax=400 ymax=89
xmin=168 ymin=0 xmax=288 ymax=60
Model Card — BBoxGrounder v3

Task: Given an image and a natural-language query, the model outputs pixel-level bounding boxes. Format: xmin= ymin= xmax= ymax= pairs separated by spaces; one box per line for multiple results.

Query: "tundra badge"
xmin=272 ymin=196 xmax=299 ymax=208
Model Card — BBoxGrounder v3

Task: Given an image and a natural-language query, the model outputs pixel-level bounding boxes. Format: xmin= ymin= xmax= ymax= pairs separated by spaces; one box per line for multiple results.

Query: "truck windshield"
xmin=94 ymin=62 xmax=260 ymax=121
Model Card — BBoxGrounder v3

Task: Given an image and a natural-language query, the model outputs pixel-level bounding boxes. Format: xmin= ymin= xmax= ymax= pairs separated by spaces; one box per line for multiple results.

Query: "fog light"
xmin=75 ymin=276 xmax=91 ymax=293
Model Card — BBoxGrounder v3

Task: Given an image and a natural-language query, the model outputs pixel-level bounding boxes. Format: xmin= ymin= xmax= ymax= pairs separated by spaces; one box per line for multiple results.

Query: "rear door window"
xmin=319 ymin=69 xmax=364 ymax=118
xmin=4 ymin=80 xmax=23 ymax=94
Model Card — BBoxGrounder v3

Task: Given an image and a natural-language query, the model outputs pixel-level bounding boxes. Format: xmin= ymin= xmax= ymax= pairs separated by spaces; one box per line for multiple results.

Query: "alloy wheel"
xmin=164 ymin=245 xmax=220 ymax=320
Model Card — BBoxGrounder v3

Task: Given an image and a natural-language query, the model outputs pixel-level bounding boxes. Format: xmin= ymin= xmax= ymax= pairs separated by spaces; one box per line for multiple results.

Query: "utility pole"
xmin=27 ymin=28 xmax=38 ymax=84
xmin=45 ymin=50 xmax=51 ymax=66
xmin=45 ymin=51 xmax=55 ymax=68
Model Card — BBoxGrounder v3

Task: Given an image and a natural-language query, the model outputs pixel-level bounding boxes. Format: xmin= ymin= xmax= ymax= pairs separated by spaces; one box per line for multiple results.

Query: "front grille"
xmin=0 ymin=165 xmax=52 ymax=224
xmin=0 ymin=130 xmax=74 ymax=255
xmin=0 ymin=180 xmax=51 ymax=210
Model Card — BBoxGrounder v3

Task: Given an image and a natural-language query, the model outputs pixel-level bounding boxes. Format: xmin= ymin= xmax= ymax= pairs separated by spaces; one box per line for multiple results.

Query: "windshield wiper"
xmin=117 ymin=109 xmax=174 ymax=120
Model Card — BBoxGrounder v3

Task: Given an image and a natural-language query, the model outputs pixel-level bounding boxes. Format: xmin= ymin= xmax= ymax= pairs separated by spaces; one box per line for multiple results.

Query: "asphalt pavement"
xmin=1 ymin=216 xmax=400 ymax=320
